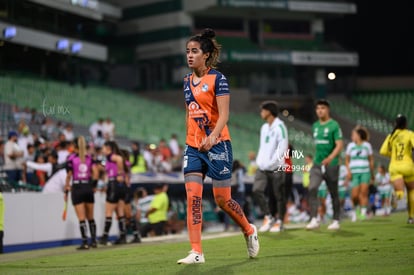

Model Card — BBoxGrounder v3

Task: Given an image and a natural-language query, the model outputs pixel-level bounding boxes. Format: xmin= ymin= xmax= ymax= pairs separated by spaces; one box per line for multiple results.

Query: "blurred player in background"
xmin=374 ymin=165 xmax=393 ymax=216
xmin=99 ymin=141 xmax=127 ymax=245
xmin=64 ymin=136 xmax=98 ymax=249
xmin=253 ymin=101 xmax=288 ymax=233
xmin=177 ymin=28 xmax=259 ymax=265
xmin=380 ymin=115 xmax=414 ymax=224
xmin=345 ymin=126 xmax=374 ymax=222
xmin=306 ymin=99 xmax=343 ymax=230
xmin=120 ymin=149 xmax=140 ymax=243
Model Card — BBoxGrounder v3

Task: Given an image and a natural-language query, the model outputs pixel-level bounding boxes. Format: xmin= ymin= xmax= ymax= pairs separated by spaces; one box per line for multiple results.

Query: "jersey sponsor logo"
xmin=77 ymin=163 xmax=88 ymax=179
xmin=188 ymin=101 xmax=208 ymax=117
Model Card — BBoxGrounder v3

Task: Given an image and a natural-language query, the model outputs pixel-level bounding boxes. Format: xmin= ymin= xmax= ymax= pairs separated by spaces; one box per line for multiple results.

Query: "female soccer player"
xmin=119 ymin=149 xmax=141 ymax=243
xmin=99 ymin=141 xmax=128 ymax=245
xmin=177 ymin=28 xmax=259 ymax=265
xmin=374 ymin=165 xmax=393 ymax=216
xmin=64 ymin=136 xmax=98 ymax=249
xmin=345 ymin=126 xmax=374 ymax=221
xmin=380 ymin=115 xmax=414 ymax=224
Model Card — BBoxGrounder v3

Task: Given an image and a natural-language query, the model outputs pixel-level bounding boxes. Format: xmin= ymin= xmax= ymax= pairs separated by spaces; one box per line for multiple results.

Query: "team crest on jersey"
xmin=324 ymin=127 xmax=329 ymax=136
xmin=201 ymin=83 xmax=209 ymax=92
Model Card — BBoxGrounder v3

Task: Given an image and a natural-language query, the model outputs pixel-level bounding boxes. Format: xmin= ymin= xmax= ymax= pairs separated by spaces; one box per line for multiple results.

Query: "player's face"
xmin=351 ymin=130 xmax=360 ymax=142
xmin=102 ymin=145 xmax=111 ymax=156
xmin=260 ymin=108 xmax=271 ymax=120
xmin=186 ymin=41 xmax=209 ymax=69
xmin=315 ymin=105 xmax=329 ymax=120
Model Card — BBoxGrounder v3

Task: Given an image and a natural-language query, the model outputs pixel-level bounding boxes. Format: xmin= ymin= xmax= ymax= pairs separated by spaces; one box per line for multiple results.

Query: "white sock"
xmin=361 ymin=207 xmax=367 ymax=216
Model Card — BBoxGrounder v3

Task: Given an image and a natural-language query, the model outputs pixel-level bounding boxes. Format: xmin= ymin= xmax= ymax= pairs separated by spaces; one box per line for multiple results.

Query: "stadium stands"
xmin=330 ymin=97 xmax=394 ymax=134
xmin=352 ymin=90 xmax=414 ymax=130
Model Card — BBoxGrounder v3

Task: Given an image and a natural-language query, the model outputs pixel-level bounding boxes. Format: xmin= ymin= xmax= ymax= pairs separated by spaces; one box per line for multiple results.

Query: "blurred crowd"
xmin=0 ymin=105 xmax=185 ymax=191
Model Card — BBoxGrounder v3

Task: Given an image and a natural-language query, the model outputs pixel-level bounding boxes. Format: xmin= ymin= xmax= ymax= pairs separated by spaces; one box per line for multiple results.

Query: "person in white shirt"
xmin=62 ymin=123 xmax=75 ymax=141
xmin=4 ymin=131 xmax=24 ymax=184
xmin=102 ymin=117 xmax=115 ymax=141
xmin=168 ymin=133 xmax=180 ymax=157
xmin=89 ymin=118 xmax=104 ymax=140
xmin=252 ymin=101 xmax=289 ymax=233
xmin=25 ymin=151 xmax=66 ymax=193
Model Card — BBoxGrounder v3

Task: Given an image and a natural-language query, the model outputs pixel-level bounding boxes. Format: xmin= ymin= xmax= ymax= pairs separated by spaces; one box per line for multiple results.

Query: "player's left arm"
xmin=322 ymin=124 xmax=343 ymax=166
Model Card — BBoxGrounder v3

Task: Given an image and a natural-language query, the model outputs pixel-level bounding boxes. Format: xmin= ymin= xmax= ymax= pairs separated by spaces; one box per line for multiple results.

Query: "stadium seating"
xmin=330 ymin=98 xmax=394 ymax=134
xmin=352 ymin=90 xmax=414 ymax=130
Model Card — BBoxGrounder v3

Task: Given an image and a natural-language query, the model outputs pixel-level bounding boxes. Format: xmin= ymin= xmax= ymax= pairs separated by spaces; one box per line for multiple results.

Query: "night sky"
xmin=324 ymin=1 xmax=413 ymax=76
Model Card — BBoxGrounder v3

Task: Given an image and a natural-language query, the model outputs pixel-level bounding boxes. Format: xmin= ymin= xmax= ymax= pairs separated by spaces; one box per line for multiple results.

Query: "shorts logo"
xmin=219 ymin=166 xmax=230 ymax=175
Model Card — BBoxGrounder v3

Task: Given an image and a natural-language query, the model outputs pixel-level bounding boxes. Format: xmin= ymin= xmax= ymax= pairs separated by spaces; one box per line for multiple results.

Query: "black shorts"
xmin=71 ymin=184 xmax=94 ymax=205
xmin=106 ymin=181 xmax=126 ymax=203
xmin=124 ymin=186 xmax=133 ymax=204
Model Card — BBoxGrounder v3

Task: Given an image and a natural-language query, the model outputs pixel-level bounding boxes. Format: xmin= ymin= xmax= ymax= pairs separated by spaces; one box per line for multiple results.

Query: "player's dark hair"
xmin=187 ymin=28 xmax=221 ymax=68
xmin=315 ymin=99 xmax=330 ymax=108
xmin=354 ymin=126 xmax=369 ymax=141
xmin=391 ymin=114 xmax=407 ymax=135
xmin=260 ymin=100 xmax=279 ymax=117
xmin=104 ymin=140 xmax=121 ymax=156
xmin=120 ymin=149 xmax=130 ymax=174
xmin=388 ymin=114 xmax=407 ymax=149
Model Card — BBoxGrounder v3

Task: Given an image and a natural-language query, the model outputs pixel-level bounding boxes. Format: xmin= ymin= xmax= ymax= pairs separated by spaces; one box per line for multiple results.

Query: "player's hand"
xmin=198 ymin=135 xmax=219 ymax=152
xmin=321 ymin=157 xmax=332 ymax=166
xmin=346 ymin=172 xmax=352 ymax=181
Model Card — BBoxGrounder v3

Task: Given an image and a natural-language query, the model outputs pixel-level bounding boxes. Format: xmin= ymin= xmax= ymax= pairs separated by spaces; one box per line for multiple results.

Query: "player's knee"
xmin=214 ymin=197 xmax=226 ymax=208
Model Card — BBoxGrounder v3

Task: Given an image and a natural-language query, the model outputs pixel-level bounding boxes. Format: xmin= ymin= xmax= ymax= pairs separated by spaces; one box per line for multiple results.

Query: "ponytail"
xmin=77 ymin=136 xmax=87 ymax=163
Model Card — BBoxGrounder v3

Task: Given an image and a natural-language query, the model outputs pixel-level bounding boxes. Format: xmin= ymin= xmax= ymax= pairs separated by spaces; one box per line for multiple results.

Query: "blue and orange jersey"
xmin=184 ymin=68 xmax=231 ymax=148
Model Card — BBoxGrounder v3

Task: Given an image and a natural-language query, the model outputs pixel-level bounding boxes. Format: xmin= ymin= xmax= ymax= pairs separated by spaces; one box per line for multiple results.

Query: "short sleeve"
xmin=345 ymin=143 xmax=352 ymax=155
xmin=66 ymin=158 xmax=73 ymax=172
xmin=333 ymin=121 xmax=343 ymax=141
xmin=366 ymin=142 xmax=373 ymax=155
xmin=215 ymin=73 xmax=230 ymax=96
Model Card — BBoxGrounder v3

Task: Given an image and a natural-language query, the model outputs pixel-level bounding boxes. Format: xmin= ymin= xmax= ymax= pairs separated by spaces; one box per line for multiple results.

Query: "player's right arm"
xmin=345 ymin=143 xmax=352 ymax=180
xmin=379 ymin=134 xmax=391 ymax=157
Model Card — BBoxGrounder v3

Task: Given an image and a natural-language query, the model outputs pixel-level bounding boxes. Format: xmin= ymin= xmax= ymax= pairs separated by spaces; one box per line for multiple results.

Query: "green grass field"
xmin=1 ymin=212 xmax=413 ymax=275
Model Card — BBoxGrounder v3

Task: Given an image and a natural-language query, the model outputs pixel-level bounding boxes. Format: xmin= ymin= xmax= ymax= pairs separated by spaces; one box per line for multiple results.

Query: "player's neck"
xmin=193 ymin=67 xmax=209 ymax=78
xmin=319 ymin=116 xmax=330 ymax=124
xmin=267 ymin=116 xmax=276 ymax=125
